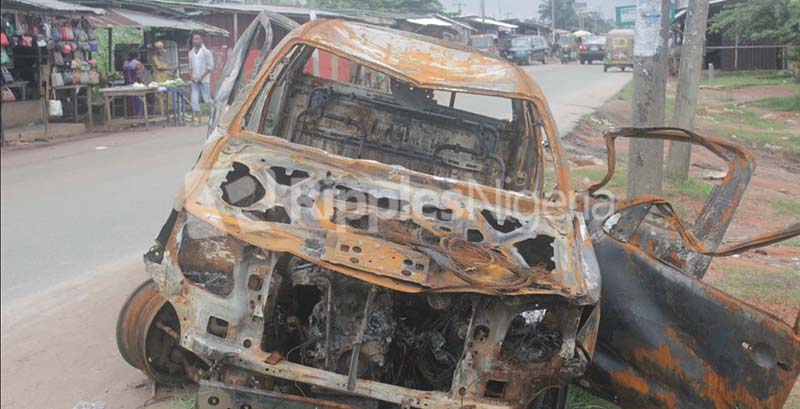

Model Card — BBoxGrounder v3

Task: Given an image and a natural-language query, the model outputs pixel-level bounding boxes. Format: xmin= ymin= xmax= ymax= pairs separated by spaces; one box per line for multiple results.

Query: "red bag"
xmin=0 ymin=32 xmax=9 ymax=47
xmin=61 ymin=42 xmax=72 ymax=54
xmin=20 ymin=35 xmax=33 ymax=47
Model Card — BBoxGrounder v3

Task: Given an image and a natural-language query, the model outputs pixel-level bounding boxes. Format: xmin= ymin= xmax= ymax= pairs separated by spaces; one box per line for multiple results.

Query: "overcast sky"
xmin=444 ymin=0 xmax=637 ymax=21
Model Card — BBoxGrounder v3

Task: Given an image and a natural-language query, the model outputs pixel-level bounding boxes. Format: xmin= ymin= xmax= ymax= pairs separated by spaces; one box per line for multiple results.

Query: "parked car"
xmin=469 ymin=33 xmax=499 ymax=56
xmin=116 ymin=14 xmax=800 ymax=409
xmin=603 ymin=29 xmax=634 ymax=71
xmin=505 ymin=35 xmax=549 ymax=65
xmin=578 ymin=35 xmax=606 ymax=64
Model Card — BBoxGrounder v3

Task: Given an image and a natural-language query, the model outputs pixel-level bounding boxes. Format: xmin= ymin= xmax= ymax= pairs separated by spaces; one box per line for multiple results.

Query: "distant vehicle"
xmin=578 ymin=35 xmax=606 ymax=65
xmin=604 ymin=29 xmax=634 ymax=72
xmin=469 ymin=34 xmax=499 ymax=56
xmin=557 ymin=34 xmax=577 ymax=64
xmin=505 ymin=35 xmax=549 ymax=65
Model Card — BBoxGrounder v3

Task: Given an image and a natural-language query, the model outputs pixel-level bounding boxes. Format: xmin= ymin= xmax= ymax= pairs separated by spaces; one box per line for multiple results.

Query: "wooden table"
xmin=98 ymin=86 xmax=160 ymax=131
xmin=52 ymin=84 xmax=93 ymax=129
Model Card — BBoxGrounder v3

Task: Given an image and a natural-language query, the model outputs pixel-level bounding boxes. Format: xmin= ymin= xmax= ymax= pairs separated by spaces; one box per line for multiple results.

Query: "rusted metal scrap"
xmin=116 ymin=17 xmax=799 ymax=409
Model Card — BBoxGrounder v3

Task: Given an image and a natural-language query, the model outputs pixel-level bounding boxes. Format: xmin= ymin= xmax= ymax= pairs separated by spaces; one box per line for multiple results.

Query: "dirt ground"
xmin=563 ymin=73 xmax=800 ymax=408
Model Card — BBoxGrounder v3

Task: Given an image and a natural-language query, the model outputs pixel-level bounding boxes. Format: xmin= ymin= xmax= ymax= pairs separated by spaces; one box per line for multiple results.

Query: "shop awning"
xmin=3 ymin=0 xmax=105 ymax=14
xmin=86 ymin=8 xmax=229 ymax=36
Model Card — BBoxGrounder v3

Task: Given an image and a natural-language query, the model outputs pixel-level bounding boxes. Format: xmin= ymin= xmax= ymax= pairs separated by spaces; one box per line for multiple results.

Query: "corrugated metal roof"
xmin=3 ymin=0 xmax=104 ymax=14
xmin=87 ymin=8 xmax=228 ymax=36
xmin=406 ymin=17 xmax=452 ymax=27
xmin=464 ymin=17 xmax=518 ymax=29
xmin=150 ymin=0 xmax=342 ymax=18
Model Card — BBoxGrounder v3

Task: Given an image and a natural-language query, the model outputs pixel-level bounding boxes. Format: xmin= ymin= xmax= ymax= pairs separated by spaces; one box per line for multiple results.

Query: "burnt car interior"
xmin=244 ymin=45 xmax=543 ymax=191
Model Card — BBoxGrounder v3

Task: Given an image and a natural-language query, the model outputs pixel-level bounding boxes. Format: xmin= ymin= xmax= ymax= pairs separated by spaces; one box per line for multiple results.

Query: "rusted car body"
xmin=117 ymin=15 xmax=800 ymax=409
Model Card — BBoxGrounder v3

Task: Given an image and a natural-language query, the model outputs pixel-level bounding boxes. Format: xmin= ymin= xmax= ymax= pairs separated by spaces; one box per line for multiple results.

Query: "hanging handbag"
xmin=62 ymin=70 xmax=73 ymax=85
xmin=52 ymin=50 xmax=65 ymax=66
xmin=1 ymin=48 xmax=10 ymax=65
xmin=2 ymin=86 xmax=16 ymax=102
xmin=1 ymin=66 xmax=13 ymax=83
xmin=88 ymin=39 xmax=97 ymax=52
xmin=51 ymin=69 xmax=64 ymax=87
xmin=51 ymin=23 xmax=61 ymax=41
xmin=0 ymin=32 xmax=9 ymax=47
xmin=20 ymin=35 xmax=33 ymax=47
xmin=72 ymin=70 xmax=81 ymax=84
xmin=61 ymin=42 xmax=72 ymax=54
xmin=88 ymin=69 xmax=99 ymax=84
xmin=49 ymin=90 xmax=63 ymax=116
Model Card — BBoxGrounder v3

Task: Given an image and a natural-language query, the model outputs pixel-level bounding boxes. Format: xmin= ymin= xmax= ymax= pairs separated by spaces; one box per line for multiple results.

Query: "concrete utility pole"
xmin=626 ymin=0 xmax=672 ymax=198
xmin=666 ymin=0 xmax=710 ymax=180
xmin=551 ymin=0 xmax=556 ymax=43
xmin=480 ymin=0 xmax=486 ymax=22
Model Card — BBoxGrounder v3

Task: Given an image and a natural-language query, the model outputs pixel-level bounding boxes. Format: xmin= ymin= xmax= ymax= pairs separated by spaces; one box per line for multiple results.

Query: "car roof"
xmin=291 ymin=19 xmax=543 ymax=100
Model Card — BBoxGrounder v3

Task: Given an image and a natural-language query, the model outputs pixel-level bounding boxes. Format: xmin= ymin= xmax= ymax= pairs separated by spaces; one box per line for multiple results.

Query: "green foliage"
xmin=755 ymin=94 xmax=800 ymax=111
xmin=700 ymin=72 xmax=796 ymax=88
xmin=711 ymin=266 xmax=800 ymax=306
xmin=93 ymin=27 xmax=144 ymax=74
xmin=567 ymin=386 xmax=620 ymax=409
xmin=666 ymin=177 xmax=712 ymax=200
xmin=709 ymin=0 xmax=800 ymax=61
xmin=538 ymin=0 xmax=579 ymax=30
xmin=317 ymin=0 xmax=443 ymax=13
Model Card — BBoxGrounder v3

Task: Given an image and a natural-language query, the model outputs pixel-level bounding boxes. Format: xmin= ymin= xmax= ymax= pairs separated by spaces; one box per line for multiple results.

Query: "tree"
xmin=538 ymin=0 xmax=579 ymax=30
xmin=316 ymin=0 xmax=444 ymax=13
xmin=666 ymin=0 xmax=710 ymax=180
xmin=626 ymin=0 xmax=671 ymax=198
xmin=709 ymin=0 xmax=800 ymax=76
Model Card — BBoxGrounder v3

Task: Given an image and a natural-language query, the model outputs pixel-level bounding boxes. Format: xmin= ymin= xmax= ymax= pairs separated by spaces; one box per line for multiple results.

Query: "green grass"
xmin=707 ymin=107 xmax=786 ymax=131
xmin=712 ymin=267 xmax=800 ymax=306
xmin=770 ymin=197 xmax=800 ymax=217
xmin=783 ymin=236 xmax=800 ymax=249
xmin=701 ymin=72 xmax=796 ymax=89
xmin=754 ymin=94 xmax=800 ymax=112
xmin=567 ymin=386 xmax=620 ymax=409
xmin=718 ymin=127 xmax=800 ymax=155
xmin=616 ymin=80 xmax=634 ymax=101
xmin=666 ymin=177 xmax=713 ymax=200
xmin=571 ymin=166 xmax=627 ymax=194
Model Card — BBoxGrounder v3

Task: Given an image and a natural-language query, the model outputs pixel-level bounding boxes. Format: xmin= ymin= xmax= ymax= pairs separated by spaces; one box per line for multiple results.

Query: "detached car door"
xmin=580 ymin=128 xmax=800 ymax=409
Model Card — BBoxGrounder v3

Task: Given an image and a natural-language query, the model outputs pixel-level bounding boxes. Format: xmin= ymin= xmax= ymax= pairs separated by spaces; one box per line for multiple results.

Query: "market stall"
xmin=1 ymin=0 xmax=104 ymax=141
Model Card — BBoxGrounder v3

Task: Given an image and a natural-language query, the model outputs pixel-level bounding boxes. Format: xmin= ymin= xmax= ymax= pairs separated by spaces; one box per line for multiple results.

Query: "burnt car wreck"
xmin=116 ymin=16 xmax=800 ymax=409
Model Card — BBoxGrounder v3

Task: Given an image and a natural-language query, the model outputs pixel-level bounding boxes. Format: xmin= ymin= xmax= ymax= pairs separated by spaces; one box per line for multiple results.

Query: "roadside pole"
xmin=626 ymin=0 xmax=671 ymax=198
xmin=666 ymin=0 xmax=710 ymax=180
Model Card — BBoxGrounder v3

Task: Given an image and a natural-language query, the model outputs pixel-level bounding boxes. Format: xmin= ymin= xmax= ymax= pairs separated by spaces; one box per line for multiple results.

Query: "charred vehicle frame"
xmin=117 ymin=14 xmax=800 ymax=409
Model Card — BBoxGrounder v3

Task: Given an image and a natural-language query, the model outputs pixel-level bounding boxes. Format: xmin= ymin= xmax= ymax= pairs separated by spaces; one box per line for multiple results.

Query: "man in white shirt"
xmin=188 ymin=33 xmax=214 ymax=123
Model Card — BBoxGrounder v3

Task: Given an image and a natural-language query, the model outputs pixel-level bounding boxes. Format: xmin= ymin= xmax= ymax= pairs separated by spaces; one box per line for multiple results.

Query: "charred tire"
xmin=116 ymin=279 xmax=189 ymax=385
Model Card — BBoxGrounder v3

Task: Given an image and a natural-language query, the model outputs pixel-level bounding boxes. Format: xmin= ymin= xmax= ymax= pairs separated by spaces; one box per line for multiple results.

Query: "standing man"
xmin=188 ymin=33 xmax=214 ymax=124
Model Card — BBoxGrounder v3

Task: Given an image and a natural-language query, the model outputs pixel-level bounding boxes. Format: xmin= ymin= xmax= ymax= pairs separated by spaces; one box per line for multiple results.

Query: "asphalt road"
xmin=0 ymin=62 xmax=630 ymax=408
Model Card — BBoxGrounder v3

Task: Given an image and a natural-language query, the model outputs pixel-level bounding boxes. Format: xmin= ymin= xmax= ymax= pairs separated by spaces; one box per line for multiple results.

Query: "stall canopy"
xmin=86 ymin=8 xmax=228 ymax=36
xmin=2 ymin=0 xmax=104 ymax=14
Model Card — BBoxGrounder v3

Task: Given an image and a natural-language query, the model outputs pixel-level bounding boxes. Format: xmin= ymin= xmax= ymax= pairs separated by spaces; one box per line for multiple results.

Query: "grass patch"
xmin=782 ymin=236 xmax=800 ymax=249
xmin=567 ymin=386 xmax=620 ymax=409
xmin=571 ymin=166 xmax=627 ymax=194
xmin=666 ymin=177 xmax=713 ymax=200
xmin=712 ymin=267 xmax=800 ymax=306
xmin=701 ymin=72 xmax=796 ymax=89
xmin=707 ymin=108 xmax=786 ymax=131
xmin=617 ymin=80 xmax=634 ymax=101
xmin=770 ymin=197 xmax=800 ymax=217
xmin=714 ymin=127 xmax=800 ymax=155
xmin=754 ymin=94 xmax=800 ymax=112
